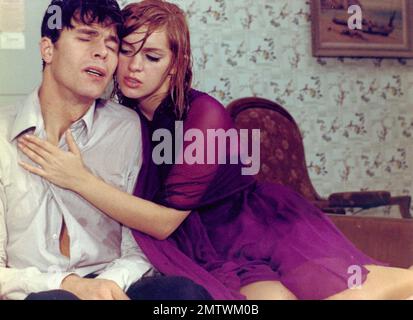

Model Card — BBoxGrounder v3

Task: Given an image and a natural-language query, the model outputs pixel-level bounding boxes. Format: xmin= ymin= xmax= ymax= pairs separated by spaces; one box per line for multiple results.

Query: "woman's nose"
xmin=129 ymin=53 xmax=144 ymax=72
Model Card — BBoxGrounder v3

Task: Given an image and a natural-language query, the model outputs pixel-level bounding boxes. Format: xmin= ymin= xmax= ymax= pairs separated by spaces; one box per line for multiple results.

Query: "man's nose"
xmin=93 ymin=40 xmax=108 ymax=60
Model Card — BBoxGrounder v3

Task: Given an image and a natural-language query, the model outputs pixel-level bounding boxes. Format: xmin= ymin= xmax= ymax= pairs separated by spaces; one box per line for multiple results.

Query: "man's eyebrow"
xmin=75 ymin=27 xmax=119 ymax=44
xmin=75 ymin=27 xmax=99 ymax=36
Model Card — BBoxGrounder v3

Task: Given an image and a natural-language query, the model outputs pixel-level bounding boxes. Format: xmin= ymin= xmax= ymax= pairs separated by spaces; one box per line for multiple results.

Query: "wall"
xmin=0 ymin=0 xmax=50 ymax=105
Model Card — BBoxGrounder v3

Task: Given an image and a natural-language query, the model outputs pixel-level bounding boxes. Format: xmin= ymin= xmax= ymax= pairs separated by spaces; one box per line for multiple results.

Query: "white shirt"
xmin=0 ymin=89 xmax=153 ymax=300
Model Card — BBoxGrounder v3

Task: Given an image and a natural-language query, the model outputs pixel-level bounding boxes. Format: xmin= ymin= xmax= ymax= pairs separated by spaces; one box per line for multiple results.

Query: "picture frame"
xmin=311 ymin=0 xmax=413 ymax=58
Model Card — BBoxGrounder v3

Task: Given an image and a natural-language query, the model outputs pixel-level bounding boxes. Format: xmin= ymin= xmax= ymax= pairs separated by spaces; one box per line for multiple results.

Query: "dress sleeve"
xmin=155 ymin=94 xmax=246 ymax=211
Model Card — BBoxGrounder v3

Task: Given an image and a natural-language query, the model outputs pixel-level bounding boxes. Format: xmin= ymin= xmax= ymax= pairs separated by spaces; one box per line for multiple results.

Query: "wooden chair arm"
xmin=328 ymin=214 xmax=413 ymax=268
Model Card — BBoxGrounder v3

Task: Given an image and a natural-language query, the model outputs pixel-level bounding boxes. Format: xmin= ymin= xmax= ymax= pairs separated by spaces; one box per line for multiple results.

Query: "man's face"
xmin=43 ymin=19 xmax=119 ymax=101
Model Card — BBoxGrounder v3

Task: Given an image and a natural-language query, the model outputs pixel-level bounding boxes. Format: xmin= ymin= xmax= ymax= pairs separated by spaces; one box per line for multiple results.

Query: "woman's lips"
xmin=124 ymin=76 xmax=142 ymax=88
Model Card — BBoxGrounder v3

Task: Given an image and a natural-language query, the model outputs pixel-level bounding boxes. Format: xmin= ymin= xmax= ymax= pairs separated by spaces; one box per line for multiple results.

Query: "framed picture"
xmin=311 ymin=0 xmax=413 ymax=58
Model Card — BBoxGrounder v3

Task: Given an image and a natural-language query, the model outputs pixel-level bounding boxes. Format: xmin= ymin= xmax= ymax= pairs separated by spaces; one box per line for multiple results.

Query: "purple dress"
xmin=132 ymin=90 xmax=383 ymax=300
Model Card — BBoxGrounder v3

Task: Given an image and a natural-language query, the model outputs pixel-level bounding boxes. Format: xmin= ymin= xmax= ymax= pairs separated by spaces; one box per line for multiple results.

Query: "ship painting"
xmin=318 ymin=0 xmax=404 ymax=45
xmin=330 ymin=1 xmax=396 ymax=37
xmin=312 ymin=0 xmax=413 ymax=57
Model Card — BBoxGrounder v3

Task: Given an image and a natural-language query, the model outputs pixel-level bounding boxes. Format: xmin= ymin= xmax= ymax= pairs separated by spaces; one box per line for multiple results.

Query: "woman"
xmin=18 ymin=0 xmax=413 ymax=300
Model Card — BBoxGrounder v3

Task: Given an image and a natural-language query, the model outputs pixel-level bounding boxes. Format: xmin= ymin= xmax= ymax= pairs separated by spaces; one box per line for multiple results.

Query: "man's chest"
xmin=3 ymin=143 xmax=130 ymax=229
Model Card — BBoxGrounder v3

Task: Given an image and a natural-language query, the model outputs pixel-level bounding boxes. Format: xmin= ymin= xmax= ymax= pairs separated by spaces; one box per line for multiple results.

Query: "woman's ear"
xmin=168 ymin=59 xmax=178 ymax=76
xmin=169 ymin=67 xmax=176 ymax=76
xmin=40 ymin=37 xmax=54 ymax=66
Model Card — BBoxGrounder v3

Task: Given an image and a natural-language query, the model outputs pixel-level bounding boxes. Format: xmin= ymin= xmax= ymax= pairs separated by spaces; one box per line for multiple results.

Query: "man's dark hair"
xmin=41 ymin=0 xmax=123 ymax=69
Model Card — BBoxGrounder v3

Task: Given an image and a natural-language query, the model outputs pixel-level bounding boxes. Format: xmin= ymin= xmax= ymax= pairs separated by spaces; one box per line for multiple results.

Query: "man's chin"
xmin=78 ymin=88 xmax=106 ymax=101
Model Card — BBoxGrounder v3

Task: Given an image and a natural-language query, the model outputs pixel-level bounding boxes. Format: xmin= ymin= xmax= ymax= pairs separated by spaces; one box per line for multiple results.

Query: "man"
xmin=0 ymin=0 xmax=211 ymax=300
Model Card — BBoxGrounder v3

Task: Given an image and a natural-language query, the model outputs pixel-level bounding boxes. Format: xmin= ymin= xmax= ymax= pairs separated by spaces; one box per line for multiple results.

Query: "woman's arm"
xmin=74 ymin=169 xmax=189 ymax=240
xmin=17 ymin=132 xmax=189 ymax=240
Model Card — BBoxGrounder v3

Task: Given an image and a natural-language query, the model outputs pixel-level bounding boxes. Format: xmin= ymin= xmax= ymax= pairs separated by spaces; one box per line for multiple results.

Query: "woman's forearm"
xmin=73 ymin=172 xmax=189 ymax=240
xmin=15 ymin=134 xmax=188 ymax=239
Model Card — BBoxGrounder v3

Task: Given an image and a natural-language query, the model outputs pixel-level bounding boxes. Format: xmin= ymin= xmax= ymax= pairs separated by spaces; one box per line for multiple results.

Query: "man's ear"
xmin=40 ymin=37 xmax=54 ymax=65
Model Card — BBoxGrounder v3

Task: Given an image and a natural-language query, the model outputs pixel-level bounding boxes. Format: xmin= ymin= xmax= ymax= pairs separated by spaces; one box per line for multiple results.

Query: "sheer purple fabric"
xmin=132 ymin=90 xmax=384 ymax=300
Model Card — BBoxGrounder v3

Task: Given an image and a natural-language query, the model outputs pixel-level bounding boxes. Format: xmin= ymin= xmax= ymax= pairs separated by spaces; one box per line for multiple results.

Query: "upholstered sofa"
xmin=227 ymin=97 xmax=413 ymax=268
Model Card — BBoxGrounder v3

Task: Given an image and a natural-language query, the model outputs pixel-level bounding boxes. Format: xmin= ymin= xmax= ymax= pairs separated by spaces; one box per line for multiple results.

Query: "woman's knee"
xmin=240 ymin=281 xmax=297 ymax=300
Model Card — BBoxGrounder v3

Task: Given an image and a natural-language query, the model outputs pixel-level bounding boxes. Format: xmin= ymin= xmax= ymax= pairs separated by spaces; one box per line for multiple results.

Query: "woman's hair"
xmin=116 ymin=0 xmax=193 ymax=119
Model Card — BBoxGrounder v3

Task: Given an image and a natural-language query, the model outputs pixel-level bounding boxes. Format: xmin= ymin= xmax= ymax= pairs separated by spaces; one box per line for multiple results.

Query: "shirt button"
xmin=52 ymin=234 xmax=59 ymax=240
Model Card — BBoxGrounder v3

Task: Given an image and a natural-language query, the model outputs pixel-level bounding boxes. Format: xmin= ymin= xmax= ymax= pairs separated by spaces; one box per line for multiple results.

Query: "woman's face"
xmin=117 ymin=26 xmax=173 ymax=108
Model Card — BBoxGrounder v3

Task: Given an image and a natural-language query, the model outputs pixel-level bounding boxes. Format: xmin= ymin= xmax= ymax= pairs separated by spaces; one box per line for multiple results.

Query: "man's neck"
xmin=39 ymin=78 xmax=94 ymax=145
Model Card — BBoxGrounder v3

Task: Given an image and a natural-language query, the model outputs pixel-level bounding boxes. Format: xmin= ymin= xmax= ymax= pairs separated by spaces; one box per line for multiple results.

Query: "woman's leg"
xmin=240 ymin=281 xmax=297 ymax=300
xmin=240 ymin=266 xmax=413 ymax=300
xmin=327 ymin=265 xmax=413 ymax=300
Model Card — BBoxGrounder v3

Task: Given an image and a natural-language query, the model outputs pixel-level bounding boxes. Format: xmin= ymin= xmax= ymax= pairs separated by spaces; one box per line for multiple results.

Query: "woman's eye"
xmin=78 ymin=38 xmax=90 ymax=42
xmin=120 ymin=48 xmax=134 ymax=56
xmin=146 ymin=55 xmax=160 ymax=62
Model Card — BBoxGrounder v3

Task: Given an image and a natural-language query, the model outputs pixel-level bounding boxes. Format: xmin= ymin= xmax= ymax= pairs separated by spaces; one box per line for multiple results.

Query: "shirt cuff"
xmin=18 ymin=269 xmax=76 ymax=299
xmin=42 ymin=271 xmax=77 ymax=292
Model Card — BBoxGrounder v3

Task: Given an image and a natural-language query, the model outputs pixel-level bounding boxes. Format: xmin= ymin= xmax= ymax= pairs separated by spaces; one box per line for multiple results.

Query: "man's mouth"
xmin=84 ymin=67 xmax=107 ymax=78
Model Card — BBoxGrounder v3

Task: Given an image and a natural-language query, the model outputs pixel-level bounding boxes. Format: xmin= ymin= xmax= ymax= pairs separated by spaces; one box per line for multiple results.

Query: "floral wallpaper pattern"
xmin=120 ymin=0 xmax=413 ymax=217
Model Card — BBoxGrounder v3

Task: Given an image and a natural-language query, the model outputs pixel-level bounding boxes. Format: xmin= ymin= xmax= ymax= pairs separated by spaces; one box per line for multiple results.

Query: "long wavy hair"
xmin=114 ymin=0 xmax=193 ymax=119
